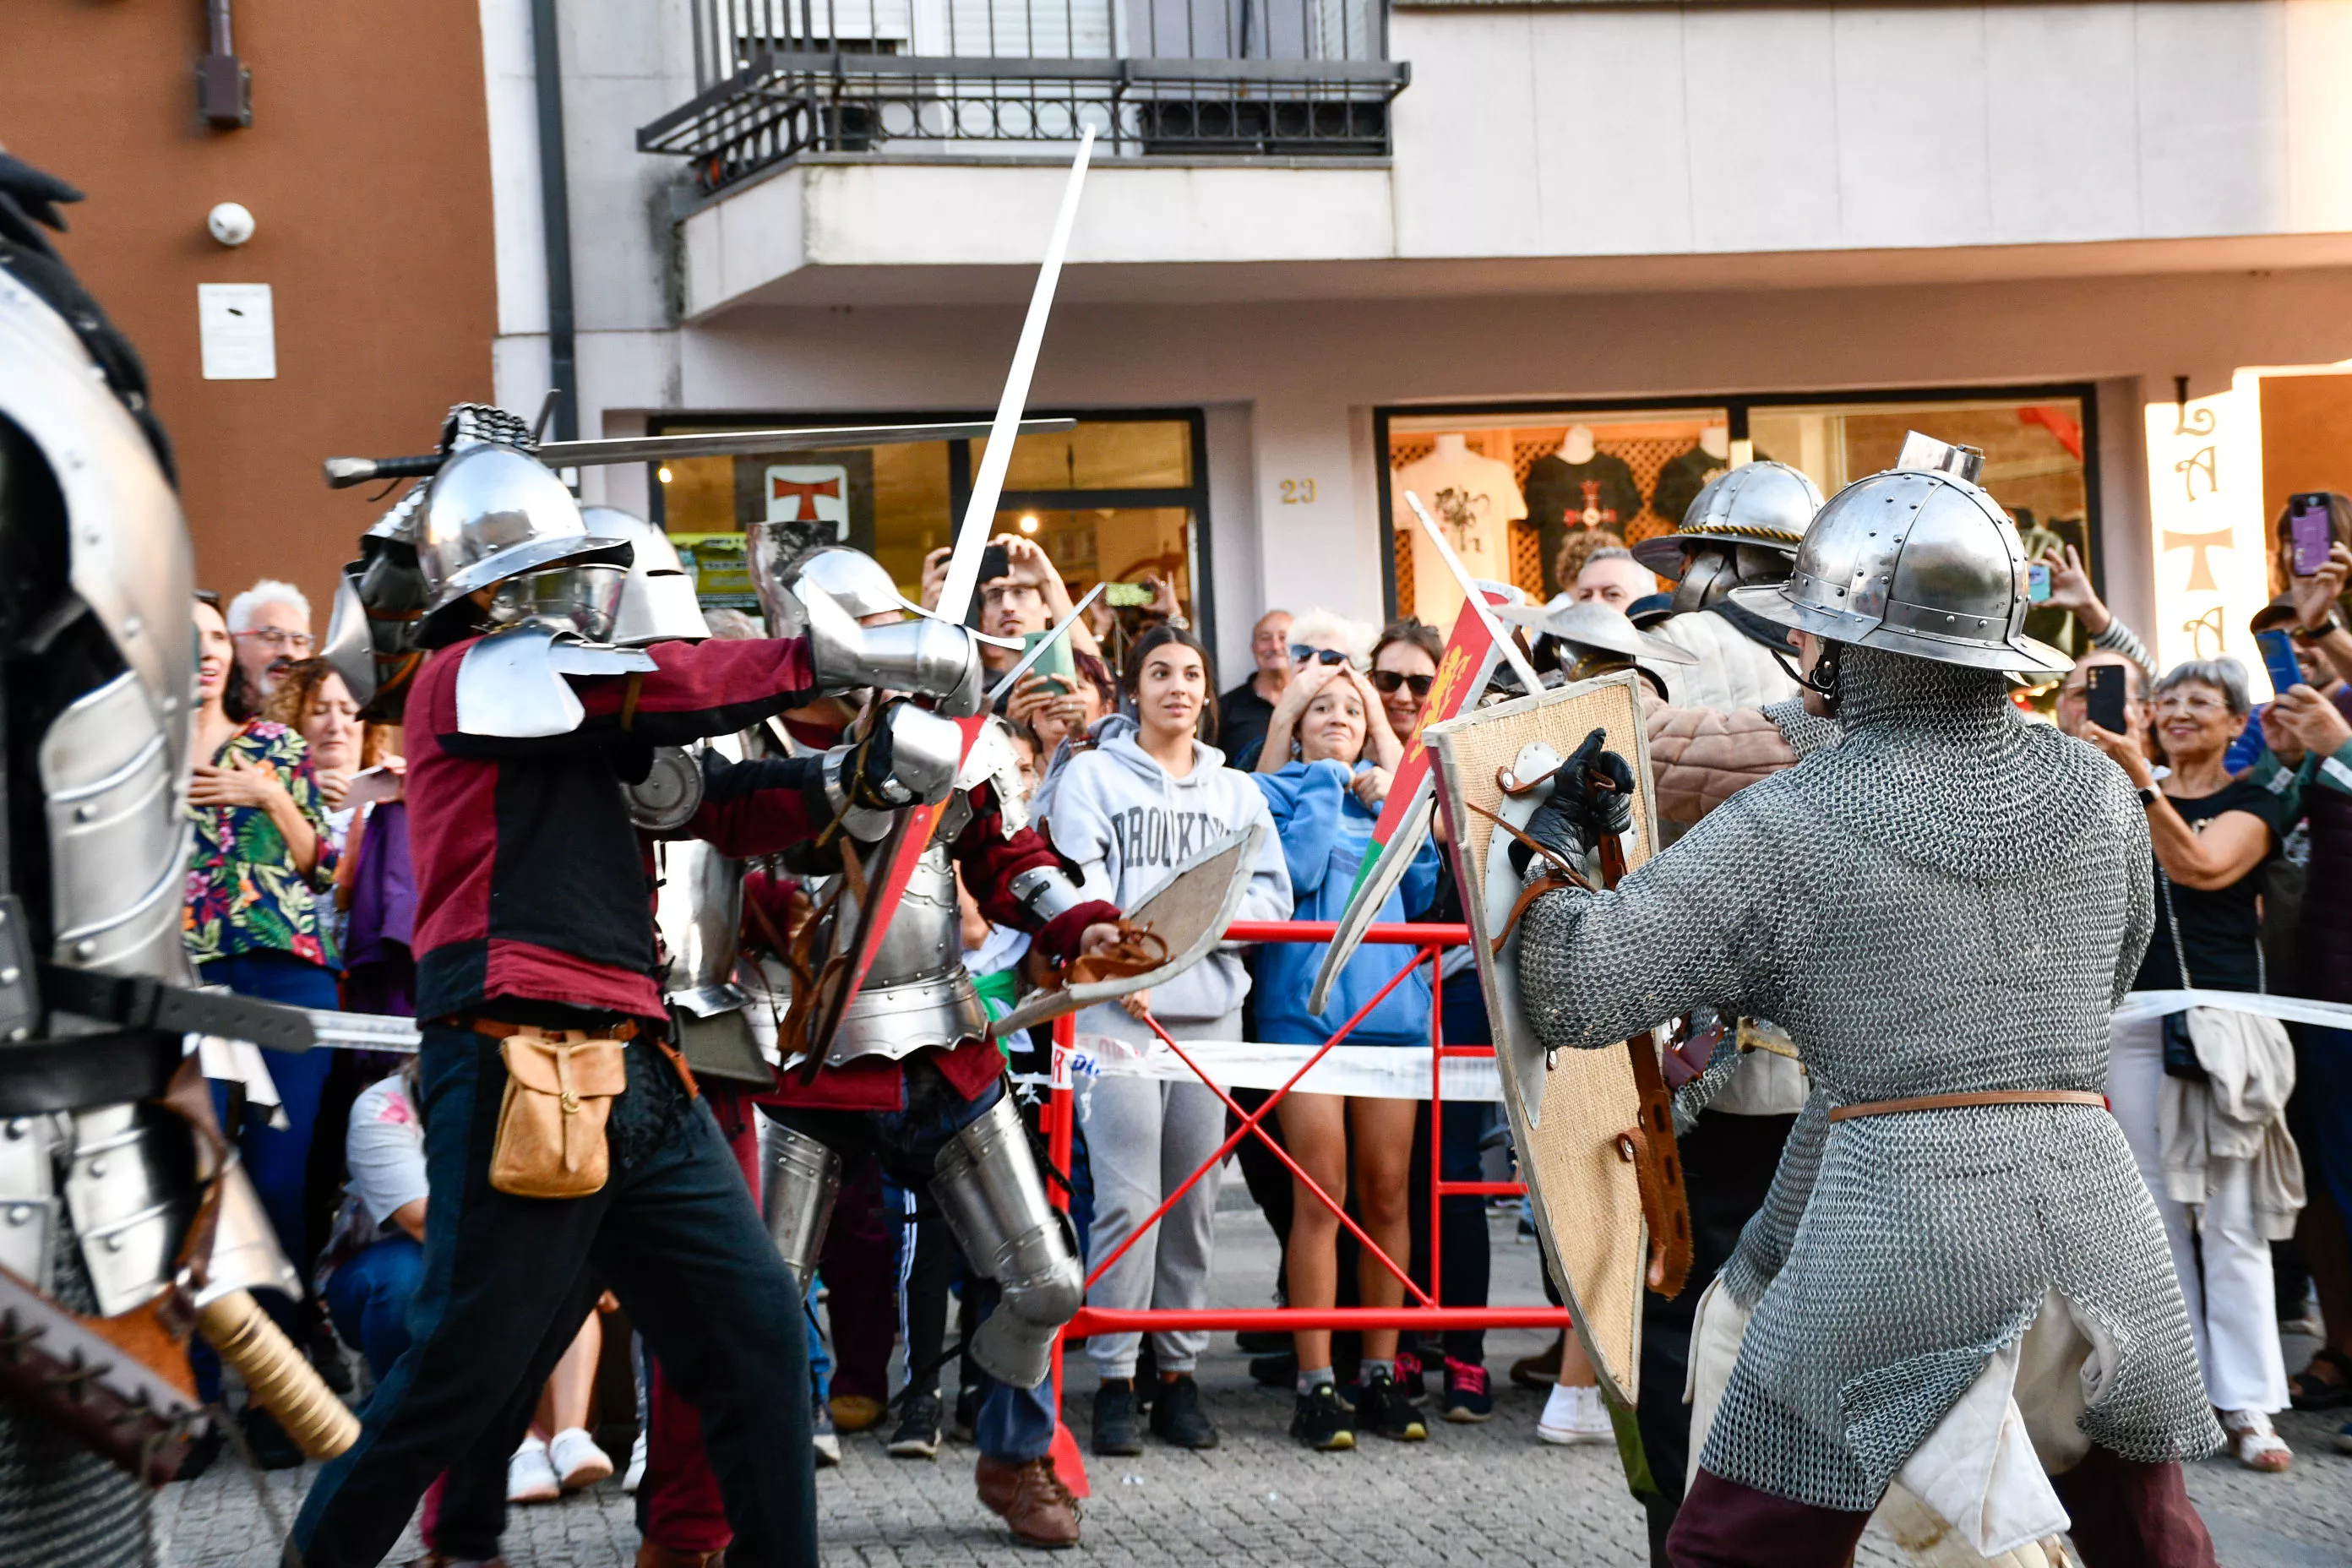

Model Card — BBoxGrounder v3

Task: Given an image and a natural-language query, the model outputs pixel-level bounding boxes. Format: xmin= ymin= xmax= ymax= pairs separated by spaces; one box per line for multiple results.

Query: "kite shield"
xmin=1422 ymin=669 xmax=1659 ymax=1406
xmin=991 ymin=825 xmax=1264 ymax=1037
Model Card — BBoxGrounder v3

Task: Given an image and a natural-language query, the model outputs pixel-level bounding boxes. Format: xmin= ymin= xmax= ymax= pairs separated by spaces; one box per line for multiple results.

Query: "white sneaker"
xmin=1537 ymin=1384 xmax=1613 ymax=1446
xmin=622 ymin=1426 xmax=649 ymax=1494
xmin=547 ymin=1425 xmax=615 ymax=1489
xmin=507 ymin=1435 xmax=562 ymax=1503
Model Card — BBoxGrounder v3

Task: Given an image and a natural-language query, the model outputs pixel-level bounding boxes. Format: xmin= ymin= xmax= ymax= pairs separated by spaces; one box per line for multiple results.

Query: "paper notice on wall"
xmin=198 ymin=284 xmax=275 ymax=380
xmin=2143 ymin=374 xmax=2273 ymax=694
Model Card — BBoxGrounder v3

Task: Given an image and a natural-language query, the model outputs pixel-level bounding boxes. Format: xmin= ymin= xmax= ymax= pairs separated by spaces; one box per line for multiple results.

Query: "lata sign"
xmin=765 ymin=463 xmax=852 ymax=539
xmin=2144 ymin=376 xmax=2275 ymax=695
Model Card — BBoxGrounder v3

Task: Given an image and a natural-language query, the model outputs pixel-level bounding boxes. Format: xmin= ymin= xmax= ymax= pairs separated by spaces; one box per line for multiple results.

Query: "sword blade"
xmin=1402 ymin=489 xmax=1545 ymax=692
xmin=933 ymin=128 xmax=1097 ymax=624
xmin=985 ymin=581 xmax=1108 ymax=704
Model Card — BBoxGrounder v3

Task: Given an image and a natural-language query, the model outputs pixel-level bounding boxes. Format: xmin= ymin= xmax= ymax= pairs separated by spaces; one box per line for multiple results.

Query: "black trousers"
xmin=290 ymin=1025 xmax=815 ymax=1568
xmin=1636 ymin=1109 xmax=1797 ymax=1565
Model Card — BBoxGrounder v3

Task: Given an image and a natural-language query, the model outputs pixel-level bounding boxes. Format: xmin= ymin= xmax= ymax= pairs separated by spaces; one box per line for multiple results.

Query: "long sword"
xmin=1402 ymin=489 xmax=1544 ymax=692
xmin=986 ymin=581 xmax=1108 ymax=705
xmin=931 ymin=128 xmax=1097 ymax=624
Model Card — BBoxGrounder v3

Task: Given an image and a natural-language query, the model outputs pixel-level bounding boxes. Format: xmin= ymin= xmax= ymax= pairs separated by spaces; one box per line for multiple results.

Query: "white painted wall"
xmin=478 ymin=0 xmax=2352 ymax=671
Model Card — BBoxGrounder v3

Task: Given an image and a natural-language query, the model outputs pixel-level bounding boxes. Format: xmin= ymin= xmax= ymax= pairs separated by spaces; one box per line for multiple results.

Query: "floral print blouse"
xmin=183 ymin=721 xmax=339 ymax=968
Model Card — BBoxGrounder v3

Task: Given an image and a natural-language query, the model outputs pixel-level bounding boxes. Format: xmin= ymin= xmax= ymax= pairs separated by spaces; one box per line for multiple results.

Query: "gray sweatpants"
xmin=1076 ymin=1010 xmax=1235 ymax=1380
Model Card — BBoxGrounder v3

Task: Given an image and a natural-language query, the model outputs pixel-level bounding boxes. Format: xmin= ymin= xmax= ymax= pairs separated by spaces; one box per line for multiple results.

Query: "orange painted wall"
xmin=2260 ymin=372 xmax=2352 ymax=585
xmin=5 ymin=0 xmax=498 ymax=612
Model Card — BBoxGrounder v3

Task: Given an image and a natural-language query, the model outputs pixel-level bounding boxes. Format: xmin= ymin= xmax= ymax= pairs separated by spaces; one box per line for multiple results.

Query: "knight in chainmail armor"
xmin=1512 ymin=437 xmax=2220 ymax=1568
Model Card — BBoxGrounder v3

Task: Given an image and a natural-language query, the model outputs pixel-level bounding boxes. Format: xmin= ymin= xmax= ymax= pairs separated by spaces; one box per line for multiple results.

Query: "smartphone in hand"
xmin=2255 ymin=626 xmax=2305 ymax=700
xmin=1021 ymin=628 xmax=1075 ymax=691
xmin=2085 ymin=662 xmax=2128 ymax=735
xmin=2026 ymin=562 xmax=2053 ymax=603
xmin=2289 ymin=493 xmax=2333 ymax=576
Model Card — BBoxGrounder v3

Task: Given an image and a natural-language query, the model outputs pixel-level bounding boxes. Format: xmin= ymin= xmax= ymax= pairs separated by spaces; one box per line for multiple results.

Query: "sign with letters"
xmin=2144 ymin=376 xmax=2275 ymax=695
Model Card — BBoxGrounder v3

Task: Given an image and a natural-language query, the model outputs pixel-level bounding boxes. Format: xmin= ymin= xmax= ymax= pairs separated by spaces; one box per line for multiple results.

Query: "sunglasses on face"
xmin=1291 ymin=645 xmax=1349 ymax=667
xmin=1367 ymin=669 xmax=1435 ymax=698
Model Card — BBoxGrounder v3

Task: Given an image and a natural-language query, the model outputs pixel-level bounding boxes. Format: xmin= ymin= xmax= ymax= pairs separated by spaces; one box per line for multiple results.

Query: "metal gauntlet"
xmin=928 ymin=1093 xmax=1081 ymax=1389
xmin=803 ymin=586 xmax=985 ymax=716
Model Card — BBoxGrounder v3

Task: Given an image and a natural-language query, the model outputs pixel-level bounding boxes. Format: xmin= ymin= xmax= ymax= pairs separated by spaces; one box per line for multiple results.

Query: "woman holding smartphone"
xmin=2084 ymin=656 xmax=2300 ymax=1473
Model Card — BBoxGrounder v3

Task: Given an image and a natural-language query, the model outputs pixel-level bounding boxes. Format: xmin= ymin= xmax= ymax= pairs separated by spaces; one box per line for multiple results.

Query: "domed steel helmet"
xmin=415 ymin=444 xmax=629 ymax=644
xmin=751 ymin=537 xmax=925 ymax=636
xmin=589 ymin=506 xmax=712 ymax=645
xmin=1632 ymin=460 xmax=1819 ymax=612
xmin=1727 ymin=433 xmax=2071 ymax=675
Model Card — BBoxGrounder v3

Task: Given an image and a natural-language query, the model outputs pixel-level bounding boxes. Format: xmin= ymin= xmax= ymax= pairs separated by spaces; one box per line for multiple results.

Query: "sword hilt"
xmin=198 ymin=1289 xmax=359 ymax=1459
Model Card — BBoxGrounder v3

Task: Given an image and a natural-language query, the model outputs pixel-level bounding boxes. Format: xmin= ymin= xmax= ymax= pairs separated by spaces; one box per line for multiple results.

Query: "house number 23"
xmin=1280 ymin=478 xmax=1318 ymax=504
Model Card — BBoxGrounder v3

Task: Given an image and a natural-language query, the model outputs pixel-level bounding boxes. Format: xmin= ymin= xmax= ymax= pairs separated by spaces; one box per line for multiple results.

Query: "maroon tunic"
xmin=406 ymin=633 xmax=822 ymax=1022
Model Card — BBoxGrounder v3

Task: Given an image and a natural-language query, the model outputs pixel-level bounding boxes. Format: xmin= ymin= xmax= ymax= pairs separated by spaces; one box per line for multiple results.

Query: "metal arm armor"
xmin=801 ymin=580 xmax=985 ymax=716
xmin=1006 ymin=863 xmax=1092 ymax=928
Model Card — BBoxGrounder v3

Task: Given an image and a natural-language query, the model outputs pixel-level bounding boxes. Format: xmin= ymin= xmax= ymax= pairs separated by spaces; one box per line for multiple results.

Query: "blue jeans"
xmin=292 ymin=1024 xmax=814 ymax=1568
xmin=767 ymin=1064 xmax=1057 ymax=1463
xmin=321 ymin=1235 xmax=425 ymax=1383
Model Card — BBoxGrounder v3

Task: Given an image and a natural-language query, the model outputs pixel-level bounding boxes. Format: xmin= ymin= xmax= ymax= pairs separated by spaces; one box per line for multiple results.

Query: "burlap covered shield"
xmin=1423 ymin=670 xmax=1658 ymax=1406
xmin=990 ymin=825 xmax=1264 ymax=1036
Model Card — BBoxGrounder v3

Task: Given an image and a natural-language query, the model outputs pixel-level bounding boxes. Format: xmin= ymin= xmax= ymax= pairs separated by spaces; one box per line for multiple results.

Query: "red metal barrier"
xmin=1034 ymin=917 xmax=1571 ymax=1486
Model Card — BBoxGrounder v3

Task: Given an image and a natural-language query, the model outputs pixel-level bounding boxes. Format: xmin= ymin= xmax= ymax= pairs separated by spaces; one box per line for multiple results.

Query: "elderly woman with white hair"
xmin=1250 ymin=607 xmax=1401 ymax=776
xmin=2084 ymin=655 xmax=2303 ymax=1473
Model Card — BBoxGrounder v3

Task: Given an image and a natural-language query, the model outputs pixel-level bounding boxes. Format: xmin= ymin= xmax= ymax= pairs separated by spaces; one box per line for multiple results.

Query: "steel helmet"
xmin=590 ymin=506 xmax=712 ymax=645
xmin=1633 ymin=460 xmax=1818 ymax=612
xmin=1495 ymin=600 xmax=1697 ymax=668
xmin=1727 ymin=433 xmax=2071 ymax=676
xmin=752 ymin=536 xmax=925 ymax=636
xmin=414 ymin=443 xmax=629 ymax=641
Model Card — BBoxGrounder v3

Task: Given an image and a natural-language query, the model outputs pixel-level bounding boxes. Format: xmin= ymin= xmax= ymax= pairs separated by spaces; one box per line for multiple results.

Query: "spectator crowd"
xmin=174 ymin=494 xmax=2352 ymax=1554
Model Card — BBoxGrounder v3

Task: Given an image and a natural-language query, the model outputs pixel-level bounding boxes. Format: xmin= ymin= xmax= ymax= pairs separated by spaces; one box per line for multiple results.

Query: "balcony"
xmin=636 ymin=0 xmax=1409 ymax=193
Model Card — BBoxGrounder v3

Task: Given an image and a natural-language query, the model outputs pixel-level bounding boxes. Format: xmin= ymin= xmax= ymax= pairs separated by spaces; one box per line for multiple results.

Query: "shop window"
xmin=1378 ymin=391 xmax=2097 ymax=669
xmin=649 ymin=411 xmax=1210 ymax=658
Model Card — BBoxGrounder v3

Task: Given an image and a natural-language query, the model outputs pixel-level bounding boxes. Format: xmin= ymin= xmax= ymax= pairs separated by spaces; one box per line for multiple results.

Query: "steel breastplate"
xmin=824 ymin=837 xmax=985 ymax=1066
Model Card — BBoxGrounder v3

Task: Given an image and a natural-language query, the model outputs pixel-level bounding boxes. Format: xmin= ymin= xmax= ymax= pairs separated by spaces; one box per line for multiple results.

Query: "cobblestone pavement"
xmin=152 ymin=1205 xmax=2352 ymax=1566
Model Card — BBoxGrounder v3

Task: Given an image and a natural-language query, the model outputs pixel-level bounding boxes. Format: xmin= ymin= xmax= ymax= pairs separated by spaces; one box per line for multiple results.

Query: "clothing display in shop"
xmin=1392 ymin=433 xmax=1526 ymax=626
xmin=1525 ymin=450 xmax=1643 ymax=599
xmin=1650 ymin=443 xmax=1738 ymax=537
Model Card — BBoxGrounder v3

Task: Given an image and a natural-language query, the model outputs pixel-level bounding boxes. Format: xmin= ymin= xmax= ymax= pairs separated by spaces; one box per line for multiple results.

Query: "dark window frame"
xmin=647 ymin=406 xmax=1217 ymax=653
xmin=1371 ymin=381 xmax=2104 ymax=618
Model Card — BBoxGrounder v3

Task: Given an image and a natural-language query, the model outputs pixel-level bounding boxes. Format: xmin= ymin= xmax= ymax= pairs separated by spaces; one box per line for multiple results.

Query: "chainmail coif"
xmin=1516 ymin=645 xmax=2219 ymax=1511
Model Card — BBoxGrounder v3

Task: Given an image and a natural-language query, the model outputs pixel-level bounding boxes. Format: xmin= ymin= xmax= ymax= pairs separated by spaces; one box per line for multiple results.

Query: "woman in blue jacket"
xmin=1252 ymin=665 xmax=1441 ymax=1452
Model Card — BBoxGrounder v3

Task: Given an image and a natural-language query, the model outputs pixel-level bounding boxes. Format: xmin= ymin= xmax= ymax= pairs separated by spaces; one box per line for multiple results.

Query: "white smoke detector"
xmin=206 ymin=202 xmax=256 ymax=247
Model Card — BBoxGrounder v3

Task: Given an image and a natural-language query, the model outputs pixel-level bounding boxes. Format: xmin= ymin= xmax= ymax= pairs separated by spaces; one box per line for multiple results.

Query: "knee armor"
xmin=928 ymin=1093 xmax=1081 ymax=1390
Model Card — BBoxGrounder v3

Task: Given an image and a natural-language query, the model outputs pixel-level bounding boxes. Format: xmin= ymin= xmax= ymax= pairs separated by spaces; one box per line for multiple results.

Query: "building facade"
xmin=9 ymin=0 xmax=501 ymax=603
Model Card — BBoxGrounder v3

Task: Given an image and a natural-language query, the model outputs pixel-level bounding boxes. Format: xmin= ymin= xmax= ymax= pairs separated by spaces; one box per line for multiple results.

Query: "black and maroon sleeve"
xmin=677 ymin=751 xmax=831 ymax=857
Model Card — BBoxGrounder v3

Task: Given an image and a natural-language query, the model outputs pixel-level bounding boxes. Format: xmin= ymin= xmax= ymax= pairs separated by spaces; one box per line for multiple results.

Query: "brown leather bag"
xmin=491 ymin=1032 xmax=630 ymax=1198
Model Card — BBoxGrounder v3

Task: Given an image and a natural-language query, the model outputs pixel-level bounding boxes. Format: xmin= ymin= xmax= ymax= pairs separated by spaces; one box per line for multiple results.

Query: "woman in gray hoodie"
xmin=1043 ymin=625 xmax=1293 ymax=1456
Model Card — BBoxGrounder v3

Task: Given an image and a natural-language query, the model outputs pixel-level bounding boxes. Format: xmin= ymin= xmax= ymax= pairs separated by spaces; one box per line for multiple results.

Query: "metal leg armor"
xmin=928 ymin=1093 xmax=1081 ymax=1390
xmin=761 ymin=1121 xmax=843 ymax=1293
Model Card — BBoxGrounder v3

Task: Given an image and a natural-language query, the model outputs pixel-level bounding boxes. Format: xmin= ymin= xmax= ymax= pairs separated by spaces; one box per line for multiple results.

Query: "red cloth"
xmin=641 ymin=1086 xmax=762 ymax=1554
xmin=1665 ymin=1470 xmax=1870 ymax=1566
xmin=406 ymin=634 xmax=817 ymax=1021
xmin=2049 ymin=1447 xmax=2218 ymax=1568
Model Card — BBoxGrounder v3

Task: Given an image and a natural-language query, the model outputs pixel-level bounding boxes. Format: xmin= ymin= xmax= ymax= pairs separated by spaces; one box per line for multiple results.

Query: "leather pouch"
xmin=492 ymin=1033 xmax=629 ymax=1198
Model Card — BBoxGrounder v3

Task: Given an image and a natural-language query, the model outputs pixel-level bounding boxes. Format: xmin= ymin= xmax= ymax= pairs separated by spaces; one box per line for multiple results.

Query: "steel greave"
xmin=928 ymin=1093 xmax=1080 ymax=1389
xmin=760 ymin=1121 xmax=841 ymax=1292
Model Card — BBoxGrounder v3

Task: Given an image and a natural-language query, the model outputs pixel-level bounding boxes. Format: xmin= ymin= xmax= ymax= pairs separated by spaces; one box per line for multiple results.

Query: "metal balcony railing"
xmin=638 ymin=0 xmax=1408 ymax=193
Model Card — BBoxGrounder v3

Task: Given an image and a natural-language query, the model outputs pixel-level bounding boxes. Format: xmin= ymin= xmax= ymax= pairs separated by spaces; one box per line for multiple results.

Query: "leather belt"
xmin=443 ymin=1015 xmax=639 ymax=1043
xmin=1829 ymin=1089 xmax=2108 ymax=1123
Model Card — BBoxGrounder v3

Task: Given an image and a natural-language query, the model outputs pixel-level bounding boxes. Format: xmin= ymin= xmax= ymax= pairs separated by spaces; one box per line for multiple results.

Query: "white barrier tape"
xmin=1011 ymin=1037 xmax=1505 ymax=1102
xmin=2110 ymin=990 xmax=2352 ymax=1032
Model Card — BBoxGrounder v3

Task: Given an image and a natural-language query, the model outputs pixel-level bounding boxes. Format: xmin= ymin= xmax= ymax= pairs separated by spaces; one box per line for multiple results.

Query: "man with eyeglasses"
xmin=226 ymin=576 xmax=315 ymax=702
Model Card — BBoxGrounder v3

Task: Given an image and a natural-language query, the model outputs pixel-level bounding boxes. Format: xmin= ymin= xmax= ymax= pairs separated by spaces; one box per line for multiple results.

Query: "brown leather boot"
xmin=632 ymin=1545 xmax=724 ymax=1568
xmin=974 ymin=1454 xmax=1081 ymax=1549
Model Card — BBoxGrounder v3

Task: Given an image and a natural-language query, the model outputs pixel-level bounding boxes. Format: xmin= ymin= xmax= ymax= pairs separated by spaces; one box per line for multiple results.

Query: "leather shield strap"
xmin=1829 ymin=1089 xmax=2109 ymax=1123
